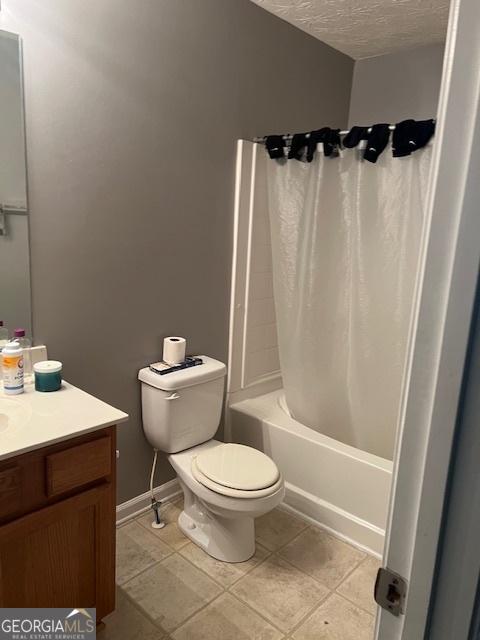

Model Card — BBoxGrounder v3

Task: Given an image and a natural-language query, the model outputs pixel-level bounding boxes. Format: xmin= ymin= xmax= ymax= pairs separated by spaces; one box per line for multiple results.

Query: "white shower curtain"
xmin=266 ymin=144 xmax=432 ymax=460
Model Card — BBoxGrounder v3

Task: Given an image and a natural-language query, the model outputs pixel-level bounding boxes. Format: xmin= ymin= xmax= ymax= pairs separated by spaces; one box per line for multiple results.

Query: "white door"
xmin=376 ymin=0 xmax=480 ymax=638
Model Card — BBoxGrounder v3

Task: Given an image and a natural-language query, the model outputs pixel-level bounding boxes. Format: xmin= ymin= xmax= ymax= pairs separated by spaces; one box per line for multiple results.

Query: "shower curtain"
xmin=266 ymin=144 xmax=432 ymax=460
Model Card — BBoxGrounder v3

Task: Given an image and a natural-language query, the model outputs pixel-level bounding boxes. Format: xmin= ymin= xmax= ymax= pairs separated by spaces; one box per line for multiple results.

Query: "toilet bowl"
xmin=169 ymin=440 xmax=284 ymax=562
xmin=139 ymin=356 xmax=283 ymax=563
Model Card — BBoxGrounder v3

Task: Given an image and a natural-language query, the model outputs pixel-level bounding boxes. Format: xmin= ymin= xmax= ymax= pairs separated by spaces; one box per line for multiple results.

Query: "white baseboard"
xmin=281 ymin=482 xmax=384 ymax=558
xmin=116 ymin=478 xmax=181 ymax=526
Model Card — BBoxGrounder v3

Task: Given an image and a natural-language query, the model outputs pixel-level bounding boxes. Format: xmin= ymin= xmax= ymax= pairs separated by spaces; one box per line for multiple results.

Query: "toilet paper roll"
xmin=163 ymin=336 xmax=186 ymax=365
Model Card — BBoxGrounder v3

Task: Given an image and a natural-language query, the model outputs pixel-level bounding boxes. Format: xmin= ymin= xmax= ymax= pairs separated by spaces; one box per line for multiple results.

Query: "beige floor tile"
xmin=171 ymin=593 xmax=282 ymax=640
xmin=137 ymin=499 xmax=189 ymax=551
xmin=123 ymin=554 xmax=223 ymax=633
xmin=231 ymin=555 xmax=329 ymax=633
xmin=98 ymin=588 xmax=164 ymax=640
xmin=255 ymin=508 xmax=308 ymax=551
xmin=179 ymin=541 xmax=270 ymax=587
xmin=337 ymin=555 xmax=380 ymax=615
xmin=292 ymin=593 xmax=374 ymax=640
xmin=116 ymin=521 xmax=172 ymax=585
xmin=279 ymin=527 xmax=365 ymax=589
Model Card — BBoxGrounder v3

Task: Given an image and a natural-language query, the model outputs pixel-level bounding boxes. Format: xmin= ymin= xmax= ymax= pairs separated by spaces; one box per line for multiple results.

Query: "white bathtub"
xmin=228 ymin=389 xmax=393 ymax=556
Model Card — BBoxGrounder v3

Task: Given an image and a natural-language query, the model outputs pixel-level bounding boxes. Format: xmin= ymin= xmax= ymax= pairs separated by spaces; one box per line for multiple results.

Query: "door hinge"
xmin=374 ymin=567 xmax=407 ymax=617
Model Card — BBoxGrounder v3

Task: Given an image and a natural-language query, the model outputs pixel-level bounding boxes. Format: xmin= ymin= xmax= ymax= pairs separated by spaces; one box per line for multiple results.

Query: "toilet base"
xmin=178 ymin=480 xmax=256 ymax=563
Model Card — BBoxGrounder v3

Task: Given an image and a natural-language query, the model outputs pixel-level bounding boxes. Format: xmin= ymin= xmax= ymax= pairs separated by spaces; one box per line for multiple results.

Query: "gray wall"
xmin=349 ymin=43 xmax=445 ymax=126
xmin=3 ymin=0 xmax=353 ymax=503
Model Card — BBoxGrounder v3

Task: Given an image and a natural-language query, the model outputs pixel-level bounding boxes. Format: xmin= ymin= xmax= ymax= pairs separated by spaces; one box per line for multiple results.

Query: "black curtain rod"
xmin=259 ymin=119 xmax=437 ymax=163
xmin=252 ymin=120 xmax=436 ymax=144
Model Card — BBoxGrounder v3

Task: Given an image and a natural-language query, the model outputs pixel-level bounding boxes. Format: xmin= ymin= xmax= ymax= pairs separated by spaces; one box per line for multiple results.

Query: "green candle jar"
xmin=34 ymin=360 xmax=63 ymax=392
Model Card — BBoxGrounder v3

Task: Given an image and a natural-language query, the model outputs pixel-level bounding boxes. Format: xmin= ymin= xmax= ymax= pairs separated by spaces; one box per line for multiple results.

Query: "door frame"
xmin=376 ymin=0 xmax=480 ymax=638
xmin=425 ymin=279 xmax=480 ymax=639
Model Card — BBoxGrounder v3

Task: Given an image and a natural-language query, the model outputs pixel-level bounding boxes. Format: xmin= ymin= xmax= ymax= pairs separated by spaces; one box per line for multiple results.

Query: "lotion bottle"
xmin=0 ymin=322 xmax=7 ymax=383
xmin=2 ymin=341 xmax=24 ymax=395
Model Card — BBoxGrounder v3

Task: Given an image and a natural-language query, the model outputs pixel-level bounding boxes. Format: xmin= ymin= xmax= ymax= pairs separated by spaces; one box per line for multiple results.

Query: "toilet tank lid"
xmin=138 ymin=355 xmax=226 ymax=391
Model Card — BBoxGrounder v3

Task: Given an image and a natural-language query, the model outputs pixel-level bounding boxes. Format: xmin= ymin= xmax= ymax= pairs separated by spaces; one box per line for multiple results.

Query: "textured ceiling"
xmin=250 ymin=0 xmax=449 ymax=59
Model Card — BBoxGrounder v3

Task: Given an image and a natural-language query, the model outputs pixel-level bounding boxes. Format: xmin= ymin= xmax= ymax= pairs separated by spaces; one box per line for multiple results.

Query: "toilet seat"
xmin=191 ymin=443 xmax=281 ymax=499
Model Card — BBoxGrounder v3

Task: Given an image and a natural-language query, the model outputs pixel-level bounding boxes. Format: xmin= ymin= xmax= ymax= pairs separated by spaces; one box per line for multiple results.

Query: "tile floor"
xmin=100 ymin=499 xmax=379 ymax=640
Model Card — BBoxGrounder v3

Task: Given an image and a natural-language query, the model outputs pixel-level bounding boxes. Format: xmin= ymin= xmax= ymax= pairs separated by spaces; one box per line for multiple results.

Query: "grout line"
xmin=270 ymin=518 xmax=371 ymax=589
xmin=123 ymin=517 xmax=178 ymax=556
xmin=333 ymin=554 xmax=380 ymax=617
xmin=227 ymin=588 xmax=290 ymax=635
xmin=227 ymin=589 xmax=292 ymax=635
xmin=166 ymin=588 xmax=226 ymax=635
xmin=133 ymin=500 xmax=190 ymax=553
xmin=117 ymin=513 xmax=190 ymax=587
xmin=117 ymin=556 xmax=166 ymax=590
xmin=171 ymin=546 xmax=279 ymax=632
xmin=266 ymin=551 xmax=336 ymax=593
xmin=133 ymin=518 xmax=178 ymax=553
xmin=276 ymin=503 xmax=381 ymax=559
xmin=272 ymin=548 xmax=366 ymax=595
xmin=117 ymin=580 xmax=168 ymax=633
xmin=245 ymin=342 xmax=279 ymax=355
xmin=334 ymin=552 xmax=370 ymax=590
xmin=246 ymin=318 xmax=278 ymax=329
xmin=260 ymin=525 xmax=370 ymax=598
xmin=285 ymin=588 xmax=334 ymax=637
xmin=259 ymin=519 xmax=310 ymax=555
xmin=333 ymin=590 xmax=378 ymax=619
xmin=227 ymin=544 xmax=274 ymax=586
xmin=228 ymin=556 xmax=273 ymax=588
xmin=121 ymin=552 xmax=225 ymax=635
xmin=177 ymin=539 xmax=273 ymax=590
xmin=176 ymin=546 xmax=231 ymax=589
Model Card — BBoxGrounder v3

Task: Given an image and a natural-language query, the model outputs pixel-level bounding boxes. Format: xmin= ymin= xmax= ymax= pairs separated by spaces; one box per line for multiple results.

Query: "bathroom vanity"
xmin=0 ymin=383 xmax=128 ymax=619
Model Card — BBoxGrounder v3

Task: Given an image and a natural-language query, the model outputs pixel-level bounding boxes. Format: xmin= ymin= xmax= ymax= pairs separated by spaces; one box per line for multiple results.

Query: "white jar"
xmin=2 ymin=341 xmax=24 ymax=395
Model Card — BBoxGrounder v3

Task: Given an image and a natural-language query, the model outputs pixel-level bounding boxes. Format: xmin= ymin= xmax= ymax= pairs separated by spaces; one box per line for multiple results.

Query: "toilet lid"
xmin=194 ymin=443 xmax=280 ymax=491
xmin=191 ymin=458 xmax=283 ymax=498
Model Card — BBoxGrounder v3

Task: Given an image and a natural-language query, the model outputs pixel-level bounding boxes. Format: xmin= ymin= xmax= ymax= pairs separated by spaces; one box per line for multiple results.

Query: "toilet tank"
xmin=138 ymin=356 xmax=226 ymax=453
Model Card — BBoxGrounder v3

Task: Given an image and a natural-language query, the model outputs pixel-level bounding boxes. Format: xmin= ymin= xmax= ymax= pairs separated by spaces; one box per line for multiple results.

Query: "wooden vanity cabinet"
xmin=0 ymin=426 xmax=116 ymax=620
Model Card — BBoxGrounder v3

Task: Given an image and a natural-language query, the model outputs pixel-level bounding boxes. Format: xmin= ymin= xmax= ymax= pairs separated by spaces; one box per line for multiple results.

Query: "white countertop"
xmin=0 ymin=381 xmax=129 ymax=461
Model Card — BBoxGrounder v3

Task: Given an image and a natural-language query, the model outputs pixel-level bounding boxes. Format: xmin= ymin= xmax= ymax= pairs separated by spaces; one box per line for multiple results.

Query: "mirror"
xmin=0 ymin=29 xmax=31 ymax=338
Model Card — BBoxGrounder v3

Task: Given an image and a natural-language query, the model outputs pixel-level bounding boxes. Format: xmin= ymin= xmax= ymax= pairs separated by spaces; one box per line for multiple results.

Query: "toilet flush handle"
xmin=165 ymin=392 xmax=180 ymax=401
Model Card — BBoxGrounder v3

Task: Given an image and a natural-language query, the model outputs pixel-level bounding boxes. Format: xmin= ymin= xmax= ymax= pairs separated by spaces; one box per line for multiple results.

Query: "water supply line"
xmin=149 ymin=449 xmax=165 ymax=529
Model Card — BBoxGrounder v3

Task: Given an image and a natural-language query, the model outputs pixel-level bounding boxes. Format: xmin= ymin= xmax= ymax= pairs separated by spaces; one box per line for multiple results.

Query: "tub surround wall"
xmin=2 ymin=0 xmax=354 ymax=503
xmin=228 ymin=141 xmax=282 ymax=401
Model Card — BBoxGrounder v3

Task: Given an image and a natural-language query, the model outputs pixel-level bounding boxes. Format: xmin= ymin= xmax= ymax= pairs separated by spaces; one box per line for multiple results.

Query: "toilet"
xmin=138 ymin=356 xmax=284 ymax=562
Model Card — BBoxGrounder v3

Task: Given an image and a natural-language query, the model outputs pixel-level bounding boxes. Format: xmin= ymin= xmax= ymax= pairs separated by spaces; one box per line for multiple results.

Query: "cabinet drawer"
xmin=46 ymin=436 xmax=112 ymax=498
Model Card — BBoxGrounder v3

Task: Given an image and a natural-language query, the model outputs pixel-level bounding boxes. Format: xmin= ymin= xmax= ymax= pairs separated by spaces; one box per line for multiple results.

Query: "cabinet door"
xmin=0 ymin=484 xmax=114 ymax=619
